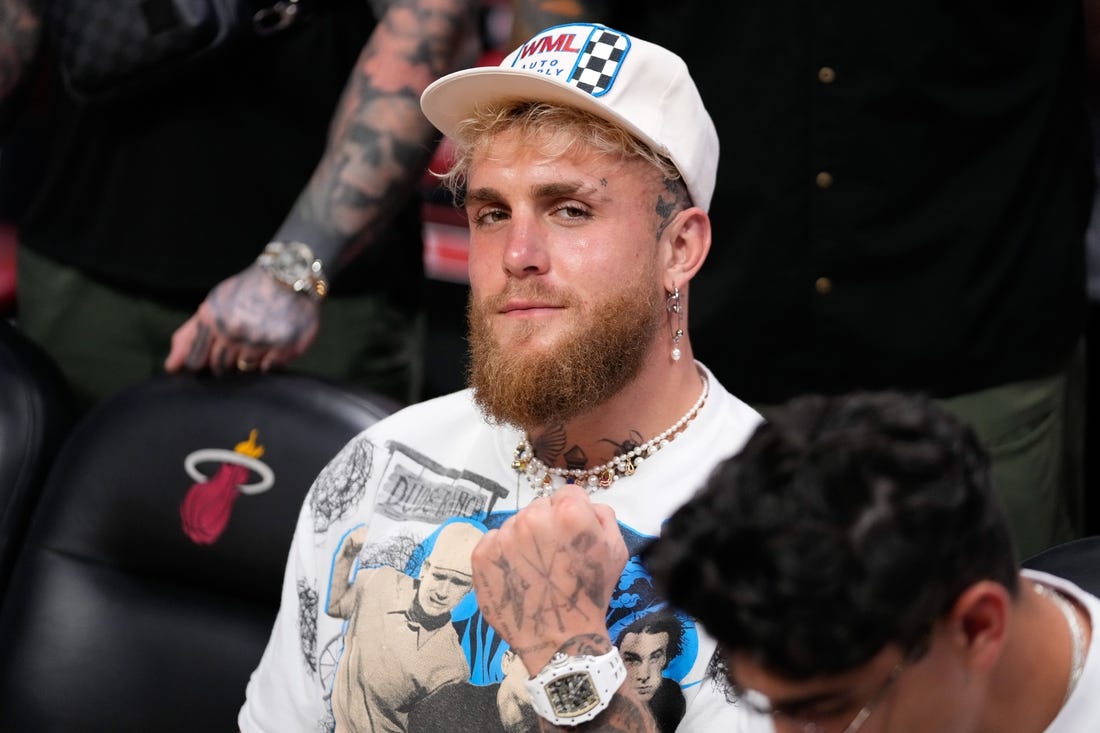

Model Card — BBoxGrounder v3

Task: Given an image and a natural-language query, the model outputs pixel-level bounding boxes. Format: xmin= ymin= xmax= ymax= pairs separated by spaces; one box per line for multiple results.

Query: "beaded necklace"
xmin=512 ymin=373 xmax=709 ymax=498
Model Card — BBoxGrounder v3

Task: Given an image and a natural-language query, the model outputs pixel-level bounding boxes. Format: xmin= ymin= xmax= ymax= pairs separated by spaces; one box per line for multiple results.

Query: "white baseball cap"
xmin=420 ymin=23 xmax=719 ymax=212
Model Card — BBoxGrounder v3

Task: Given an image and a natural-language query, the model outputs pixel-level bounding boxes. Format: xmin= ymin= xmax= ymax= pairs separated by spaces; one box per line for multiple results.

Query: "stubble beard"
xmin=467 ymin=279 xmax=663 ymax=430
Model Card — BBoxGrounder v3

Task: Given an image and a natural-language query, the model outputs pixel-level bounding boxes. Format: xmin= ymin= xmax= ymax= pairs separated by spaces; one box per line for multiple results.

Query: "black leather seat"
xmin=0 ymin=319 xmax=72 ymax=599
xmin=0 ymin=372 xmax=396 ymax=732
xmin=1022 ymin=535 xmax=1100 ymax=596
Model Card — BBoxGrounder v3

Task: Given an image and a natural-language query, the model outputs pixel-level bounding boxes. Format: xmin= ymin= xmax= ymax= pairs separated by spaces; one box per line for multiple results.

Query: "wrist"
xmin=524 ymin=642 xmax=626 ymax=727
xmin=518 ymin=632 xmax=613 ymax=677
xmin=256 ymin=241 xmax=329 ymax=300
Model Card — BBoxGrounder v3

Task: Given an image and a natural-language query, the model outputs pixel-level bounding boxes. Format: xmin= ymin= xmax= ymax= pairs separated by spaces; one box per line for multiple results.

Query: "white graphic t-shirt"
xmin=239 ymin=364 xmax=764 ymax=732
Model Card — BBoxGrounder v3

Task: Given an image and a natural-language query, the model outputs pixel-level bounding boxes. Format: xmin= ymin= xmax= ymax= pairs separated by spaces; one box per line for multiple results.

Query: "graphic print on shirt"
xmin=326 ymin=518 xmax=487 ymax=733
xmin=305 ymin=437 xmax=699 ymax=733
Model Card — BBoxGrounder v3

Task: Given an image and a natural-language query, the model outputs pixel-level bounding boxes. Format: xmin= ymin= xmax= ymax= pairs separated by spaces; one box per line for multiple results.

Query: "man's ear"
xmin=663 ymin=207 xmax=711 ymax=287
xmin=945 ymin=581 xmax=1011 ymax=671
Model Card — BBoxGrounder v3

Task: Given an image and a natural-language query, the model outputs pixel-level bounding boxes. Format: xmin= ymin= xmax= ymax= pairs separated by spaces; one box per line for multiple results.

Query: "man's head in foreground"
xmin=646 ymin=391 xmax=1033 ymax=733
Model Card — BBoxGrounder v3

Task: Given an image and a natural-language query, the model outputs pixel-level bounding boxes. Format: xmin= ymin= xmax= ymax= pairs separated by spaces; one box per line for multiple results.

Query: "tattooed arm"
xmin=471 ymin=485 xmax=659 ymax=733
xmin=165 ymin=0 xmax=480 ymax=375
xmin=510 ymin=0 xmax=610 ymax=48
xmin=274 ymin=0 xmax=479 ymax=269
xmin=0 ymin=0 xmax=42 ymax=101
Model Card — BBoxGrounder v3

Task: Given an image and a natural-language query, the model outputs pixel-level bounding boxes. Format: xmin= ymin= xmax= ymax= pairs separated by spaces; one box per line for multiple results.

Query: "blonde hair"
xmin=438 ymin=100 xmax=687 ymax=204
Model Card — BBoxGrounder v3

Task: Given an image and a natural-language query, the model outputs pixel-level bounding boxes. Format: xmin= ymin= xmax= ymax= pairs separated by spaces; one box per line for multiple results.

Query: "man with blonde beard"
xmin=239 ymin=23 xmax=764 ymax=733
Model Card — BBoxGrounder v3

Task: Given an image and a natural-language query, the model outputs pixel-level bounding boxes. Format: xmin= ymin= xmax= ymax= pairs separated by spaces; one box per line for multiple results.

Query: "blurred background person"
xmin=0 ymin=0 xmax=481 ymax=412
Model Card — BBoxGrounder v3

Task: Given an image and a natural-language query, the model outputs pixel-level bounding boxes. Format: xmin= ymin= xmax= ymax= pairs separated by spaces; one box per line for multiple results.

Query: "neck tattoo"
xmin=1034 ymin=582 xmax=1086 ymax=706
xmin=512 ymin=371 xmax=709 ymax=498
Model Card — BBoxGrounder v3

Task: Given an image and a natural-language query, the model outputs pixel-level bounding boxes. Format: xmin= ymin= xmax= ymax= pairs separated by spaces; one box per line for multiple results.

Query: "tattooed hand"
xmin=471 ymin=484 xmax=628 ymax=676
xmin=164 ymin=264 xmax=320 ymax=375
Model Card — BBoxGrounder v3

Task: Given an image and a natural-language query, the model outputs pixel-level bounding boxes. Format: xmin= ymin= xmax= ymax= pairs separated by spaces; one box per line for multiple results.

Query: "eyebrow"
xmin=531 ymin=181 xmax=598 ymax=199
xmin=465 ymin=181 xmax=601 ymax=205
xmin=464 ymin=187 xmax=504 ymax=205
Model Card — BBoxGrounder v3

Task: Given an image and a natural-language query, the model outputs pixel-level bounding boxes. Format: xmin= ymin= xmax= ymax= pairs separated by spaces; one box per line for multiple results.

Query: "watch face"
xmin=259 ymin=241 xmax=329 ymax=298
xmin=270 ymin=247 xmax=311 ymax=280
xmin=546 ymin=671 xmax=600 ymax=718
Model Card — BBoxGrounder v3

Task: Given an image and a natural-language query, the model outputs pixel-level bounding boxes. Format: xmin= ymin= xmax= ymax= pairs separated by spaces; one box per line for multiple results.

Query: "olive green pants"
xmin=755 ymin=357 xmax=1084 ymax=562
xmin=937 ymin=355 xmax=1084 ymax=561
xmin=17 ymin=246 xmax=425 ymax=412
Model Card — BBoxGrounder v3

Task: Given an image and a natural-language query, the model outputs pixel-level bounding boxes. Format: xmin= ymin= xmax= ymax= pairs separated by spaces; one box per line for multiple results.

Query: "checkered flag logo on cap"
xmin=569 ymin=29 xmax=630 ymax=97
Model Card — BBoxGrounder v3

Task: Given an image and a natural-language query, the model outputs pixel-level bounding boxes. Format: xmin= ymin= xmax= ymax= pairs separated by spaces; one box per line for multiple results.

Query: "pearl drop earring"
xmin=666 ymin=287 xmax=684 ymax=361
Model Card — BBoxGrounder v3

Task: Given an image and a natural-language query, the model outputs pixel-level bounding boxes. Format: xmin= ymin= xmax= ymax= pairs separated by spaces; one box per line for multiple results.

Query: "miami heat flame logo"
xmin=179 ymin=429 xmax=275 ymax=545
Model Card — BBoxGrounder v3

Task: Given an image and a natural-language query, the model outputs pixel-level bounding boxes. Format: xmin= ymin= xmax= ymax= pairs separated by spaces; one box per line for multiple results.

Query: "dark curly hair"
xmin=644 ymin=391 xmax=1018 ymax=680
xmin=615 ymin=609 xmax=686 ymax=667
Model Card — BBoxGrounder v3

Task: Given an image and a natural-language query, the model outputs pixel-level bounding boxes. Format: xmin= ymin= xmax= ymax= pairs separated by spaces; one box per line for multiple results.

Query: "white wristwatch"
xmin=524 ymin=648 xmax=627 ymax=726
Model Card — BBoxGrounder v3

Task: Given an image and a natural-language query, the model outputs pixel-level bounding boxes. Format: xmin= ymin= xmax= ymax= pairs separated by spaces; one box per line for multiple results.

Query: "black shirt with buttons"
xmin=604 ymin=0 xmax=1092 ymax=401
xmin=17 ymin=0 xmax=424 ymax=312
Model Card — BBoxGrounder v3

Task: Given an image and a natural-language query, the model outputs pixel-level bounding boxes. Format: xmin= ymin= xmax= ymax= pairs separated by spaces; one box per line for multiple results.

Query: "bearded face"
xmin=461 ymin=127 xmax=680 ymax=430
xmin=467 ymin=264 xmax=664 ymax=429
